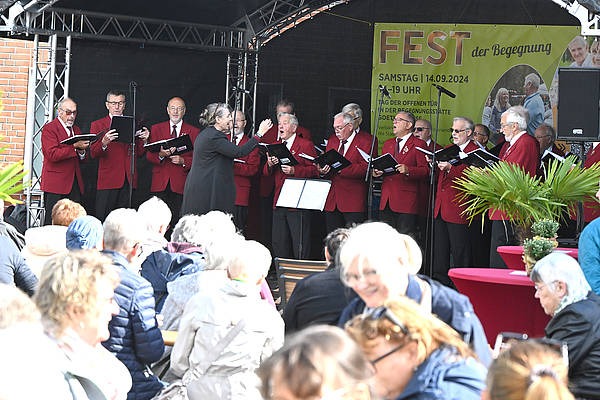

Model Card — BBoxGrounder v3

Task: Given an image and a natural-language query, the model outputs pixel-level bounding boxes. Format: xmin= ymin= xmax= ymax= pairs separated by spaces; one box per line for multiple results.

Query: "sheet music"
xmin=297 ymin=180 xmax=331 ymax=211
xmin=276 ymin=179 xmax=306 ymax=208
xmin=357 ymin=147 xmax=371 ymax=162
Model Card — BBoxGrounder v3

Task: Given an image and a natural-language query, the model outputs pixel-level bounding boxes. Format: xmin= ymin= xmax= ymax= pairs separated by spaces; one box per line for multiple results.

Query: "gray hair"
xmin=397 ymin=110 xmax=416 ymax=130
xmin=524 ymin=73 xmax=541 ymax=90
xmin=106 ymin=90 xmax=125 ymax=102
xmin=569 ymin=35 xmax=587 ymax=49
xmin=536 ymin=123 xmax=556 ymax=141
xmin=279 ymin=112 xmax=299 ymax=127
xmin=453 ymin=116 xmax=474 ymax=132
xmin=198 ymin=102 xmax=219 ymax=129
xmin=57 ymin=97 xmax=75 ymax=110
xmin=214 ymin=103 xmax=233 ymax=120
xmin=204 ymin=232 xmax=244 ymax=270
xmin=227 ymin=240 xmax=271 ymax=284
xmin=416 ymin=119 xmax=432 ymax=130
xmin=138 ymin=196 xmax=171 ymax=234
xmin=172 ymin=211 xmax=237 ymax=248
xmin=338 ymin=222 xmax=422 ymax=290
xmin=342 ymin=103 xmax=363 ymax=120
xmin=334 ymin=112 xmax=354 ymax=125
xmin=503 ymin=106 xmax=528 ymax=131
xmin=103 ymin=208 xmax=145 ymax=254
xmin=531 ymin=252 xmax=591 ymax=314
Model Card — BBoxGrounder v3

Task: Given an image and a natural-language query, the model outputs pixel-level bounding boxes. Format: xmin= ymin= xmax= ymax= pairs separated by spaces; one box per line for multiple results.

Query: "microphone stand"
xmin=128 ymin=81 xmax=137 ymax=208
xmin=365 ymin=87 xmax=385 ymax=220
xmin=427 ymin=87 xmax=444 ymax=278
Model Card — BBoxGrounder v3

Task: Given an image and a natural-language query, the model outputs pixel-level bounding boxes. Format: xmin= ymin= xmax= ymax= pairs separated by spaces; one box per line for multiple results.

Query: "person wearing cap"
xmin=66 ymin=215 xmax=103 ymax=250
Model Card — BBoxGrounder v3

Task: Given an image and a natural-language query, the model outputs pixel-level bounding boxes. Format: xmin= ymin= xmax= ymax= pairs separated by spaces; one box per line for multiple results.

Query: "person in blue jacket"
xmin=337 ymin=222 xmax=492 ymax=367
xmin=101 ymin=208 xmax=165 ymax=400
xmin=346 ymin=296 xmax=486 ymax=400
xmin=578 ymin=216 xmax=600 ymax=295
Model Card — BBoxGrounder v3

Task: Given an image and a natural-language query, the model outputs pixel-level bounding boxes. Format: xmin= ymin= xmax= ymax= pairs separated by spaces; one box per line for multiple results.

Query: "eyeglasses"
xmin=394 ymin=117 xmax=411 ymax=123
xmin=168 ymin=106 xmax=185 ymax=112
xmin=60 ymin=108 xmax=77 ymax=116
xmin=449 ymin=128 xmax=468 ymax=134
xmin=534 ymin=280 xmax=557 ymax=293
xmin=492 ymin=331 xmax=569 ymax=366
xmin=342 ymin=268 xmax=378 ymax=285
xmin=334 ymin=122 xmax=351 ymax=132
xmin=106 ymin=101 xmax=125 ymax=106
xmin=364 ymin=307 xmax=411 ymax=366
xmin=415 ymin=127 xmax=430 ymax=132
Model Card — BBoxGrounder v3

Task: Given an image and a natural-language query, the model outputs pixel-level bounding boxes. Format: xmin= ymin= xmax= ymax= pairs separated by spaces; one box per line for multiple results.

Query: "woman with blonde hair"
xmin=484 ymin=341 xmax=574 ymax=400
xmin=490 ymin=88 xmax=511 ymax=132
xmin=34 ymin=250 xmax=132 ymax=400
xmin=346 ymin=296 xmax=486 ymax=400
xmin=258 ymin=325 xmax=374 ymax=400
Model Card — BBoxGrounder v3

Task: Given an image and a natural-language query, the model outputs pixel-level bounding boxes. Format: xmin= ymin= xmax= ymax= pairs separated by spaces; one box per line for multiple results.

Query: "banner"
xmin=371 ymin=23 xmax=581 ymax=148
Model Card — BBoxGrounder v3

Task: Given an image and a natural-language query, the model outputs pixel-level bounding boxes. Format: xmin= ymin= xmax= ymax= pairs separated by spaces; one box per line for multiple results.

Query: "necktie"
xmin=394 ymin=138 xmax=401 ymax=158
xmin=338 ymin=139 xmax=348 ymax=154
xmin=172 ymin=125 xmax=177 ymax=138
xmin=68 ymin=126 xmax=73 ymax=137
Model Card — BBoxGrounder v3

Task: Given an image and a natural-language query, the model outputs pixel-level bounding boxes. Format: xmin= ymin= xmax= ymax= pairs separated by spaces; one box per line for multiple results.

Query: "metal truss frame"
xmin=23 ymin=33 xmax=70 ymax=227
xmin=226 ymin=52 xmax=259 ymax=134
xmin=551 ymin=0 xmax=600 ymax=36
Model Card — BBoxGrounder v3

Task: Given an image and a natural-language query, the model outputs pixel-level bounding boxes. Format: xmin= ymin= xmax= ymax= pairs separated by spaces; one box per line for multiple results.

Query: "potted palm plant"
xmin=454 ymin=155 xmax=600 ymax=267
xmin=0 ymin=139 xmax=28 ymax=205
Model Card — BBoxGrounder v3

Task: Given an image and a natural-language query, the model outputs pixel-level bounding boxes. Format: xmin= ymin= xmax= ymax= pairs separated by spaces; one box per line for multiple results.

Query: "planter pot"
xmin=497 ymin=246 xmax=579 ymax=270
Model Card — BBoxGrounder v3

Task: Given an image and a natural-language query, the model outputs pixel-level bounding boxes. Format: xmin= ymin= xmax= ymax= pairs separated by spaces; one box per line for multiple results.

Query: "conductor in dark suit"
xmin=489 ymin=106 xmax=539 ymax=267
xmin=374 ymin=111 xmax=429 ymax=238
xmin=180 ymin=104 xmax=272 ymax=217
xmin=40 ymin=97 xmax=89 ymax=225
xmin=147 ymin=97 xmax=200 ymax=229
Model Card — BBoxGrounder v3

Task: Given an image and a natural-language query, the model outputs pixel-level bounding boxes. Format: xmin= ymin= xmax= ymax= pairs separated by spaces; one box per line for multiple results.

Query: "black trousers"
xmin=272 ymin=207 xmax=311 ymax=260
xmin=468 ymin=216 xmax=492 ymax=268
xmin=325 ymin=208 xmax=366 ymax=235
xmin=43 ymin=177 xmax=82 ymax=225
xmin=432 ymin=217 xmax=472 ymax=287
xmin=96 ymin=181 xmax=132 ymax=221
xmin=233 ymin=205 xmax=248 ymax=235
xmin=489 ymin=219 xmax=516 ymax=268
xmin=260 ymin=194 xmax=274 ymax=250
xmin=379 ymin=205 xmax=418 ymax=239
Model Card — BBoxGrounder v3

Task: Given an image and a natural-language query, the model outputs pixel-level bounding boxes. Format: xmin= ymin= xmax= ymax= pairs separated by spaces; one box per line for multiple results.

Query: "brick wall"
xmin=0 ymin=37 xmax=32 ymax=206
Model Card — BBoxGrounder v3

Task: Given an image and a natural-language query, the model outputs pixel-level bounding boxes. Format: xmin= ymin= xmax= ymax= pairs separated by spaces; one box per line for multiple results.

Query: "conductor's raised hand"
xmin=101 ymin=129 xmax=118 ymax=146
xmin=257 ymin=119 xmax=273 ymax=137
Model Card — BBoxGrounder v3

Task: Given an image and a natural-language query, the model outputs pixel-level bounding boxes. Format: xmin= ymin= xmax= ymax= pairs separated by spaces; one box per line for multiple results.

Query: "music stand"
xmin=276 ymin=178 xmax=331 ymax=258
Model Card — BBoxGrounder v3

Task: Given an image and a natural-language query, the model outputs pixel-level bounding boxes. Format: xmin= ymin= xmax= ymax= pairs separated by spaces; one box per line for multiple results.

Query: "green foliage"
xmin=522 ymin=237 xmax=556 ymax=261
xmin=454 ymin=155 xmax=600 ymax=229
xmin=0 ymin=143 xmax=28 ymax=205
xmin=531 ymin=219 xmax=560 ymax=238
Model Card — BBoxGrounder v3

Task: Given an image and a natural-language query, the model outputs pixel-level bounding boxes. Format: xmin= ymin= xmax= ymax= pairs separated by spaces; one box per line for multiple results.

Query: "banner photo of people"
xmin=371 ymin=23 xmax=584 ymax=151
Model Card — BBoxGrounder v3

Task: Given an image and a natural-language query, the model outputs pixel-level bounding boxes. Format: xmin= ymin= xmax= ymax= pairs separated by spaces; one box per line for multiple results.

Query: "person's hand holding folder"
xmin=317 ymin=164 xmax=331 ymax=175
xmin=159 ymin=146 xmax=177 ymax=158
xmin=266 ymin=153 xmax=279 ymax=168
xmin=73 ymin=139 xmax=90 ymax=152
xmin=101 ymin=129 xmax=119 ymax=147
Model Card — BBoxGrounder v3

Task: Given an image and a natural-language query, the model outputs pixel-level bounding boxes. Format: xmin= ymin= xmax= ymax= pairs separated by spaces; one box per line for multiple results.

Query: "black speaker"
xmin=557 ymin=67 xmax=600 ymax=142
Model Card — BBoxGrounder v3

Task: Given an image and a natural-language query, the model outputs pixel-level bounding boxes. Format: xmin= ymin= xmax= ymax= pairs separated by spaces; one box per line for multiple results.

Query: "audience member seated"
xmin=484 ymin=341 xmax=574 ymax=400
xmin=577 ymin=216 xmax=600 ymax=295
xmin=66 ymin=215 xmax=103 ymax=250
xmin=137 ymin=196 xmax=171 ymax=262
xmin=169 ymin=240 xmax=284 ymax=400
xmin=34 ymin=250 xmax=132 ymax=399
xmin=21 ymin=198 xmax=86 ymax=276
xmin=141 ymin=214 xmax=206 ymax=313
xmin=101 ymin=208 xmax=165 ymax=400
xmin=0 ymin=207 xmax=26 ymax=250
xmin=337 ymin=221 xmax=491 ymax=366
xmin=530 ymin=252 xmax=600 ymax=400
xmin=0 ymin=284 xmax=78 ymax=399
xmin=0 ymin=236 xmax=38 ymax=296
xmin=161 ymin=211 xmax=274 ymax=331
xmin=258 ymin=325 xmax=374 ymax=400
xmin=283 ymin=228 xmax=351 ymax=333
xmin=346 ymin=297 xmax=486 ymax=400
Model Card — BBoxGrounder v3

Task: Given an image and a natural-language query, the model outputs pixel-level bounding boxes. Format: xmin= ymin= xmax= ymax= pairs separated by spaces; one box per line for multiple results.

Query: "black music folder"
xmin=371 ymin=153 xmax=399 ymax=176
xmin=144 ymin=134 xmax=193 ymax=155
xmin=416 ymin=144 xmax=460 ymax=162
xmin=110 ymin=115 xmax=136 ymax=144
xmin=541 ymin=150 xmax=566 ymax=164
xmin=461 ymin=147 xmax=500 ymax=168
xmin=298 ymin=149 xmax=351 ymax=173
xmin=261 ymin=142 xmax=299 ymax=166
xmin=60 ymin=133 xmax=99 ymax=145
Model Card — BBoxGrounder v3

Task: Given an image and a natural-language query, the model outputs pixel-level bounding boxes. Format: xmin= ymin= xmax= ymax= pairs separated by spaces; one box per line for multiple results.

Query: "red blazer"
xmin=418 ymin=140 xmax=442 ymax=217
xmin=379 ymin=134 xmax=429 ymax=214
xmin=263 ymin=136 xmax=318 ymax=208
xmin=89 ymin=115 xmax=146 ymax=190
xmin=323 ymin=131 xmax=376 ymax=213
xmin=228 ymin=134 xmax=260 ymax=206
xmin=40 ymin=118 xmax=85 ymax=195
xmin=147 ymin=121 xmax=200 ymax=194
xmin=490 ymin=132 xmax=539 ymax=220
xmin=259 ymin=124 xmax=311 ymax=197
xmin=434 ymin=141 xmax=479 ymax=224
xmin=583 ymin=145 xmax=600 ymax=222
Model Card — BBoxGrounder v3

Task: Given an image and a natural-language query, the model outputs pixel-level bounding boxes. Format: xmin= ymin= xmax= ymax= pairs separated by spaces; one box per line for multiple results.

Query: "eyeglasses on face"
xmin=168 ymin=106 xmax=185 ymax=112
xmin=415 ymin=127 xmax=430 ymax=132
xmin=449 ymin=128 xmax=468 ymax=134
xmin=60 ymin=108 xmax=77 ymax=116
xmin=106 ymin=101 xmax=125 ymax=106
xmin=394 ymin=117 xmax=411 ymax=123
xmin=334 ymin=122 xmax=351 ymax=132
xmin=342 ymin=268 xmax=378 ymax=285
